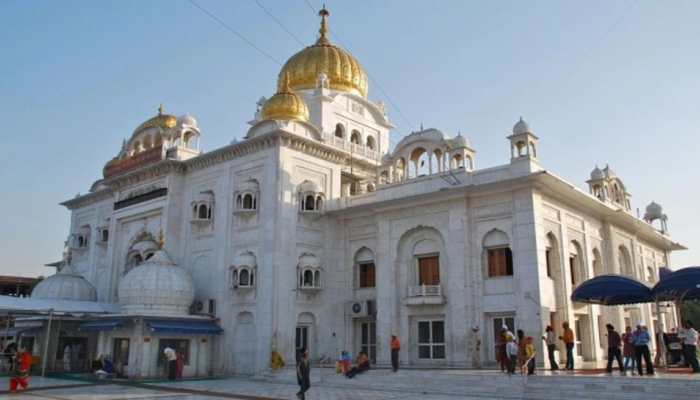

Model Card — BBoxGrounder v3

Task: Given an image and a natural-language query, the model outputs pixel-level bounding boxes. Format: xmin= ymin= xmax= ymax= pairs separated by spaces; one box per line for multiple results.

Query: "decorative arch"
xmin=482 ymin=229 xmax=513 ymax=278
xmin=568 ymin=240 xmax=586 ymax=287
xmin=366 ymin=135 xmax=376 ymax=150
xmin=409 ymin=147 xmax=429 ymax=178
xmin=618 ymin=245 xmax=634 ymax=277
xmin=354 ymin=247 xmax=376 ymax=289
xmin=592 ymin=248 xmax=603 ymax=277
xmin=396 ymin=226 xmax=447 ymax=290
xmin=350 ymin=129 xmax=362 ymax=144
xmin=334 ymin=123 xmax=345 ymax=139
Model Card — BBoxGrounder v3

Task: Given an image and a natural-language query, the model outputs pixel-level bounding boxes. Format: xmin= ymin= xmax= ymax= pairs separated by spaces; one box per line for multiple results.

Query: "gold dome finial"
xmin=317 ymin=5 xmax=330 ymax=45
xmin=158 ymin=103 xmax=164 ymax=115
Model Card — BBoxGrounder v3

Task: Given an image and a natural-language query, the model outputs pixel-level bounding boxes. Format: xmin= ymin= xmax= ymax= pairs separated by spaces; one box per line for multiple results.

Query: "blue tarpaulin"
xmin=79 ymin=319 xmax=123 ymax=331
xmin=145 ymin=319 xmax=223 ymax=335
xmin=652 ymin=266 xmax=700 ymax=301
xmin=571 ymin=274 xmax=653 ymax=305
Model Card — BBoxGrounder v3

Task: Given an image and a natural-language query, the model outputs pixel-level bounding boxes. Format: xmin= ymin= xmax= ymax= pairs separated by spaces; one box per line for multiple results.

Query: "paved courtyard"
xmin=0 ymin=368 xmax=699 ymax=400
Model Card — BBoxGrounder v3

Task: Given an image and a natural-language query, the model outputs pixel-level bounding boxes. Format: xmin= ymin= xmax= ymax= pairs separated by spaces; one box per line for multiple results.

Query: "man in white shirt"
xmin=683 ymin=321 xmax=699 ymax=373
xmin=163 ymin=347 xmax=177 ymax=380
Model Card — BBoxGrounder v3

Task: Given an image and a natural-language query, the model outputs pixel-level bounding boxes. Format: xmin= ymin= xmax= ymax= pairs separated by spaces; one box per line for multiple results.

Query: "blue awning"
xmin=652 ymin=266 xmax=700 ymax=301
xmin=571 ymin=274 xmax=653 ymax=305
xmin=145 ymin=319 xmax=223 ymax=335
xmin=79 ymin=319 xmax=123 ymax=331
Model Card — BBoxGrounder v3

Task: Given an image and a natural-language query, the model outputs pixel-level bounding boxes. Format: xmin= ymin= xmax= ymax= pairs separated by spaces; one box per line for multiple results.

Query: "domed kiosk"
xmin=118 ymin=249 xmax=194 ymax=316
xmin=32 ymin=265 xmax=97 ymax=302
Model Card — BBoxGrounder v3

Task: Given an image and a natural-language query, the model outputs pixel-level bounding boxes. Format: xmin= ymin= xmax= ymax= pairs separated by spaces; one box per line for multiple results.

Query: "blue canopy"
xmin=571 ymin=274 xmax=653 ymax=305
xmin=80 ymin=319 xmax=123 ymax=331
xmin=652 ymin=266 xmax=700 ymax=301
xmin=145 ymin=319 xmax=223 ymax=335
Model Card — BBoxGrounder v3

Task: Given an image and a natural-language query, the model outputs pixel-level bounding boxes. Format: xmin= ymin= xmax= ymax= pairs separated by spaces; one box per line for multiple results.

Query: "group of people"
xmin=497 ymin=325 xmax=538 ymax=375
xmin=162 ymin=347 xmax=185 ymax=380
xmin=297 ymin=335 xmax=401 ymax=400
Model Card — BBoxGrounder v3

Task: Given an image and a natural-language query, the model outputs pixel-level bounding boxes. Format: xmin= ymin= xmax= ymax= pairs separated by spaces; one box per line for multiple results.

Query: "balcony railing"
xmin=407 ymin=285 xmax=445 ymax=306
xmin=322 ymin=133 xmax=379 ymax=161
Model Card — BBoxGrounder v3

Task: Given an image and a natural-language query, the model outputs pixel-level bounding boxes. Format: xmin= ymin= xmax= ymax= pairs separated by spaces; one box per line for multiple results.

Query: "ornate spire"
xmin=317 ymin=5 xmax=330 ymax=45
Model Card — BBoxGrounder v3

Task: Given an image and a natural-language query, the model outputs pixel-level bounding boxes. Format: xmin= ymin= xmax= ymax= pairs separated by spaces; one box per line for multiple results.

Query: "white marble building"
xmin=37 ymin=9 xmax=684 ymax=377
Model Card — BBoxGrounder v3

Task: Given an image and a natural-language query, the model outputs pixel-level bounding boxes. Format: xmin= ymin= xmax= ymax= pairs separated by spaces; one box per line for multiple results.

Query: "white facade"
xmin=46 ymin=11 xmax=685 ymax=377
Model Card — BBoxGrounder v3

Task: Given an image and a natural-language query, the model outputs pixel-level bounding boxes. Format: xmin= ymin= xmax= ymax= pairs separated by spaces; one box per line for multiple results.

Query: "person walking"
xmin=682 ymin=320 xmax=700 ymax=373
xmin=390 ymin=334 xmax=401 ymax=372
xmin=523 ymin=336 xmax=536 ymax=376
xmin=559 ymin=321 xmax=575 ymax=370
xmin=605 ymin=324 xmax=624 ymax=374
xmin=622 ymin=326 xmax=636 ymax=375
xmin=9 ymin=347 xmax=31 ymax=392
xmin=296 ymin=348 xmax=311 ymax=400
xmin=542 ymin=325 xmax=558 ymax=370
xmin=497 ymin=327 xmax=509 ymax=372
xmin=163 ymin=347 xmax=177 ymax=380
xmin=633 ymin=324 xmax=654 ymax=375
xmin=506 ymin=336 xmax=518 ymax=375
xmin=516 ymin=330 xmax=527 ymax=372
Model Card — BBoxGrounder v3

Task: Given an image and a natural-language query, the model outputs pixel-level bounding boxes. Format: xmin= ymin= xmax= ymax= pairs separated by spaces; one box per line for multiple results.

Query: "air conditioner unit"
xmin=190 ymin=299 xmax=217 ymax=316
xmin=348 ymin=300 xmax=375 ymax=318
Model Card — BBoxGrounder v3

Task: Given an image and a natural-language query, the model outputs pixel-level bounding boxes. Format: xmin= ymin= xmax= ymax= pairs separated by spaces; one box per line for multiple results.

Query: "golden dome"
xmin=260 ymin=75 xmax=310 ymax=122
xmin=277 ymin=8 xmax=368 ymax=98
xmin=133 ymin=104 xmax=177 ymax=136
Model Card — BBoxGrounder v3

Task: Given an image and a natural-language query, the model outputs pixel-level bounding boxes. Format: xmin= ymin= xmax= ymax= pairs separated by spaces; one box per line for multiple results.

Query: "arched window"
xmin=355 ymin=248 xmax=376 ymax=289
xmin=198 ymin=204 xmax=209 ymax=219
xmin=568 ymin=241 xmax=585 ymax=286
xmin=366 ymin=136 xmax=376 ymax=150
xmin=465 ymin=155 xmax=473 ymax=170
xmin=303 ymin=270 xmax=314 ymax=287
xmin=516 ymin=141 xmax=526 ymax=156
xmin=243 ymin=194 xmax=254 ymax=210
xmin=592 ymin=248 xmax=603 ymax=277
xmin=409 ymin=147 xmax=429 ymax=177
xmin=529 ymin=141 xmax=537 ymax=158
xmin=484 ymin=230 xmax=513 ymax=277
xmin=239 ymin=269 xmax=250 ymax=286
xmin=618 ymin=245 xmax=633 ymax=277
xmin=315 ymin=196 xmax=323 ymax=210
xmin=335 ymin=123 xmax=345 ymax=138
xmin=366 ymin=183 xmax=375 ymax=193
xmin=350 ymin=130 xmax=361 ymax=144
xmin=451 ymin=154 xmax=463 ymax=169
xmin=646 ymin=266 xmax=655 ymax=283
xmin=236 ymin=195 xmax=242 ymax=209
xmin=304 ymin=195 xmax=315 ymax=211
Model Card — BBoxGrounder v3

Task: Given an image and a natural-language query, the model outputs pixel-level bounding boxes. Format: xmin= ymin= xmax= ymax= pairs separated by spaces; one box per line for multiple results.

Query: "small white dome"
xmin=450 ymin=134 xmax=470 ymax=148
xmin=32 ymin=266 xmax=96 ymax=302
xmin=233 ymin=252 xmax=257 ymax=268
xmin=118 ymin=249 xmax=194 ymax=316
xmin=178 ymin=114 xmax=198 ymax=128
xmin=603 ymin=164 xmax=616 ymax=178
xmin=512 ymin=117 xmax=532 ymax=135
xmin=299 ymin=253 xmax=320 ymax=268
xmin=590 ymin=166 xmax=605 ymax=180
xmin=299 ymin=180 xmax=321 ymax=194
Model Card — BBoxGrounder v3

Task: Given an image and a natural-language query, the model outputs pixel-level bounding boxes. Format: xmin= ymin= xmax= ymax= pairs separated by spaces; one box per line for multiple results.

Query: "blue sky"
xmin=1 ymin=0 xmax=698 ymax=277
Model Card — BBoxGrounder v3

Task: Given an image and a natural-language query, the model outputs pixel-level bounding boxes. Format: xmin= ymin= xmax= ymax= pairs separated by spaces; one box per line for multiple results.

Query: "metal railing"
xmin=408 ymin=284 xmax=442 ymax=297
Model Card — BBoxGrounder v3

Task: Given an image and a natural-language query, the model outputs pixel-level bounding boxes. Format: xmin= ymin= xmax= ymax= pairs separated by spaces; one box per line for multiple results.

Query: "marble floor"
xmin=0 ymin=368 xmax=698 ymax=400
